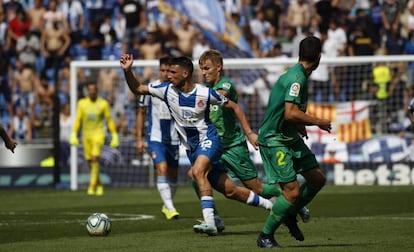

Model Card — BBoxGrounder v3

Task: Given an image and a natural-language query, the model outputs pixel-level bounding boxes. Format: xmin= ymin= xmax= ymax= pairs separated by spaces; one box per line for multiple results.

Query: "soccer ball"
xmin=86 ymin=213 xmax=111 ymax=236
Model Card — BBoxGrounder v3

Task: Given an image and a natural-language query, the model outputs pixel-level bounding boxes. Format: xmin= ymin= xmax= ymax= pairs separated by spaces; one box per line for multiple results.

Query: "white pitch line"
xmin=0 ymin=212 xmax=155 ymax=226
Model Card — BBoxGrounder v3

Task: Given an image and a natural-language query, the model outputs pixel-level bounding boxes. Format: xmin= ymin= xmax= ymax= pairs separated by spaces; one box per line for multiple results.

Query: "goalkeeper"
xmin=70 ymin=82 xmax=119 ymax=196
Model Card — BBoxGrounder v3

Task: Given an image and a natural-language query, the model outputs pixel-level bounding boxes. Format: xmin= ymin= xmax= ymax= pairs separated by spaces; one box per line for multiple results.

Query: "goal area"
xmin=69 ymin=55 xmax=414 ymax=190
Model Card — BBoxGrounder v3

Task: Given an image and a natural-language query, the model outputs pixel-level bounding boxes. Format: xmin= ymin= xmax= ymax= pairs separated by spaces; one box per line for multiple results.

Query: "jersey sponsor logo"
xmin=289 ymin=83 xmax=300 ymax=97
xmin=222 ymin=82 xmax=231 ymax=90
xmin=182 ymin=110 xmax=197 ymax=124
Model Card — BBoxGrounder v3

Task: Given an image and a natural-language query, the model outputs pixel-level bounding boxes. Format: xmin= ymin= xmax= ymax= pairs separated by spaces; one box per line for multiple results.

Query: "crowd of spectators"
xmin=0 ymin=0 xmax=414 ymax=144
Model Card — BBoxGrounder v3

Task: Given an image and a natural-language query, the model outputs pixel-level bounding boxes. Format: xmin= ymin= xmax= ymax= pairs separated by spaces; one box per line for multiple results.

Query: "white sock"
xmin=157 ymin=176 xmax=175 ymax=211
xmin=246 ymin=191 xmax=273 ymax=210
xmin=200 ymin=196 xmax=215 ymax=226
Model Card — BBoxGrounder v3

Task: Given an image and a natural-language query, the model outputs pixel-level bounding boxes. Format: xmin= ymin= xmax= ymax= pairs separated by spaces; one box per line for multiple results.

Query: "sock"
xmin=168 ymin=177 xmax=178 ymax=199
xmin=193 ymin=179 xmax=220 ymax=216
xmin=89 ymin=162 xmax=99 ymax=188
xmin=261 ymin=184 xmax=282 ymax=199
xmin=288 ymin=182 xmax=320 ymax=215
xmin=262 ymin=196 xmax=293 ymax=235
xmin=201 ymin=196 xmax=215 ymax=226
xmin=157 ymin=176 xmax=175 ymax=210
xmin=246 ymin=191 xmax=273 ymax=210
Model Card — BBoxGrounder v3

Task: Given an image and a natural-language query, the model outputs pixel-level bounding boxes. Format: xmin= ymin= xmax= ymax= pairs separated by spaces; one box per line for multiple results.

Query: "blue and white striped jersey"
xmin=139 ymin=80 xmax=180 ymax=145
xmin=148 ymin=82 xmax=228 ymax=151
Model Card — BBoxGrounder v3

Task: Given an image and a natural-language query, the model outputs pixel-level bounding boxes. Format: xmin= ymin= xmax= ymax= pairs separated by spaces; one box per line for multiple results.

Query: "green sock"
xmin=261 ymin=184 xmax=282 ymax=199
xmin=288 ymin=182 xmax=320 ymax=215
xmin=192 ymin=179 xmax=220 ymax=215
xmin=262 ymin=196 xmax=293 ymax=235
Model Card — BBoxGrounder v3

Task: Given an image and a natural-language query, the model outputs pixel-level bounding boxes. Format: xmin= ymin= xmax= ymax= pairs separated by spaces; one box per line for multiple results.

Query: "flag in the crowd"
xmin=361 ymin=136 xmax=409 ymax=162
xmin=155 ymin=0 xmax=253 ymax=56
xmin=153 ymin=0 xmax=263 ymax=85
xmin=306 ymin=101 xmax=372 ymax=143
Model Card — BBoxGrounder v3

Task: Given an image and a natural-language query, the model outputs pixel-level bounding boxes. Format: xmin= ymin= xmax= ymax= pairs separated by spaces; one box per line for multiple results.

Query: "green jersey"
xmin=208 ymin=76 xmax=245 ymax=148
xmin=258 ymin=63 xmax=308 ymax=147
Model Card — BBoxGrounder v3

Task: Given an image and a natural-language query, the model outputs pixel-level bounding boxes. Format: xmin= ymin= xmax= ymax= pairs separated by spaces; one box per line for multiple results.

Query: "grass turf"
xmin=0 ymin=185 xmax=413 ymax=252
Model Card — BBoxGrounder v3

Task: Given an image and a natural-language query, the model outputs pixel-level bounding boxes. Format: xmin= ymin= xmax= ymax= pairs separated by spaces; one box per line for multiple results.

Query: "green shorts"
xmin=259 ymin=138 xmax=318 ymax=184
xmin=221 ymin=141 xmax=257 ymax=181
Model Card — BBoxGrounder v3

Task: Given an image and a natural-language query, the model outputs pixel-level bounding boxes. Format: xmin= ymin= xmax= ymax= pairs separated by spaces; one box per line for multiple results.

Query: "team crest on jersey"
xmin=197 ymin=99 xmax=205 ymax=108
xmin=289 ymin=83 xmax=300 ymax=97
xmin=222 ymin=82 xmax=231 ymax=90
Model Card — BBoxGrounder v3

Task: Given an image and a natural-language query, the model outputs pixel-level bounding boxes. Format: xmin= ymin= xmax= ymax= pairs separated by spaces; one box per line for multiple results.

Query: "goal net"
xmin=69 ymin=55 xmax=414 ymax=190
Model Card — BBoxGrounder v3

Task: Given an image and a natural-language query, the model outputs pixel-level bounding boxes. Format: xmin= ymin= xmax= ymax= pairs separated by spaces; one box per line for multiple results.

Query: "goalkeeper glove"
xmin=69 ymin=132 xmax=79 ymax=146
xmin=110 ymin=133 xmax=119 ymax=148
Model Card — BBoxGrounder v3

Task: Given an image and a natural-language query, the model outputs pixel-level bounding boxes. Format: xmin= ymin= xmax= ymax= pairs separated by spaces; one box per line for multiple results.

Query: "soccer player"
xmin=256 ymin=36 xmax=332 ymax=248
xmin=196 ymin=49 xmax=310 ymax=232
xmin=70 ymin=82 xmax=119 ymax=196
xmin=136 ymin=56 xmax=181 ymax=220
xmin=0 ymin=124 xmax=17 ymax=153
xmin=121 ymin=55 xmax=273 ymax=236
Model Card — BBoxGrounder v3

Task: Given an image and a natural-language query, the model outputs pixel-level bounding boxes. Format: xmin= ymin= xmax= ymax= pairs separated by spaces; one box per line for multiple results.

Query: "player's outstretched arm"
xmin=224 ymin=100 xmax=258 ymax=148
xmin=120 ymin=54 xmax=149 ymax=96
xmin=0 ymin=124 xmax=17 ymax=153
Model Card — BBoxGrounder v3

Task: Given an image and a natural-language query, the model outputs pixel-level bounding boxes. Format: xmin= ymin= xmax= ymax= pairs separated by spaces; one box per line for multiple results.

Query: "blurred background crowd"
xmin=1 ymin=0 xmax=414 ymax=145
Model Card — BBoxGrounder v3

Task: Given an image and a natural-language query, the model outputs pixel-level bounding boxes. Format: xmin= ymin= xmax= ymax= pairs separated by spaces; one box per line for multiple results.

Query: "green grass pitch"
xmin=0 ymin=185 xmax=413 ymax=252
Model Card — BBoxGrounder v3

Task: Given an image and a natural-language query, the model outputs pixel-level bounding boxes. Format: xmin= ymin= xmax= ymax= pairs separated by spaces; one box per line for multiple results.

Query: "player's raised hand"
xmin=120 ymin=54 xmax=133 ymax=71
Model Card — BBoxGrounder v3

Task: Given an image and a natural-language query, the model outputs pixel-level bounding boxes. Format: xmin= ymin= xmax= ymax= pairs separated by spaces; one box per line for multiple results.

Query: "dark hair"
xmin=159 ymin=55 xmax=172 ymax=66
xmin=299 ymin=36 xmax=321 ymax=62
xmin=170 ymin=56 xmax=194 ymax=76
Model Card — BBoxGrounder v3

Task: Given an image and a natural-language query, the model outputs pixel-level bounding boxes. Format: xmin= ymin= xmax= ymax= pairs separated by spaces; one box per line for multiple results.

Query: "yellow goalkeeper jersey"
xmin=73 ymin=97 xmax=116 ymax=137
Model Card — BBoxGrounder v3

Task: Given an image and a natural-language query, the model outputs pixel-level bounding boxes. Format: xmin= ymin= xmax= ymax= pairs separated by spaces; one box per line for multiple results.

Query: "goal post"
xmin=69 ymin=55 xmax=414 ymax=190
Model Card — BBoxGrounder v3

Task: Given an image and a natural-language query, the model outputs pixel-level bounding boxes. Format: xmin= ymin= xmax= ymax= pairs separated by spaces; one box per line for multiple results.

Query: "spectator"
xmin=82 ymin=21 xmax=104 ymax=61
xmin=192 ymin=33 xmax=211 ymax=60
xmin=260 ymin=0 xmax=284 ymax=36
xmin=16 ymin=28 xmax=40 ymax=70
xmin=6 ymin=9 xmax=31 ymax=57
xmin=100 ymin=14 xmax=118 ymax=59
xmin=369 ymin=0 xmax=383 ymax=45
xmin=172 ymin=18 xmax=198 ymax=57
xmin=249 ymin=8 xmax=272 ymax=43
xmin=9 ymin=106 xmax=32 ymax=143
xmin=42 ymin=0 xmax=68 ymax=31
xmin=0 ymin=7 xmax=7 ymax=47
xmin=0 ymin=44 xmax=13 ymax=124
xmin=347 ymin=24 xmax=376 ymax=100
xmin=26 ymin=0 xmax=45 ymax=38
xmin=40 ymin=20 xmax=71 ymax=78
xmin=97 ymin=67 xmax=122 ymax=99
xmin=59 ymin=103 xmax=72 ymax=142
xmin=107 ymin=93 xmax=128 ymax=136
xmin=33 ymin=99 xmax=54 ymax=139
xmin=12 ymin=61 xmax=38 ymax=116
xmin=3 ymin=0 xmax=24 ymax=21
xmin=140 ymin=31 xmax=162 ymax=81
xmin=118 ymin=0 xmax=147 ymax=54
xmin=286 ymin=0 xmax=310 ymax=33
xmin=381 ymin=0 xmax=401 ymax=35
xmin=84 ymin=0 xmax=105 ymax=25
xmin=60 ymin=0 xmax=85 ymax=45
